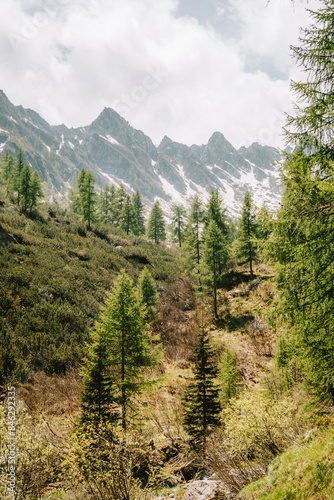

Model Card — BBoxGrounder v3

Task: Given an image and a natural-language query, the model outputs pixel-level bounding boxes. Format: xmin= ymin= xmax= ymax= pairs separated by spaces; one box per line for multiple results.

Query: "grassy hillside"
xmin=240 ymin=418 xmax=334 ymax=500
xmin=0 ymin=202 xmax=183 ymax=383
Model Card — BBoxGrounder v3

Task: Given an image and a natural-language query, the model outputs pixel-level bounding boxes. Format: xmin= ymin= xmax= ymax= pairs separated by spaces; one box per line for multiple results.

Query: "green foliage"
xmin=132 ymin=190 xmax=146 ymax=236
xmin=205 ymin=188 xmax=228 ymax=236
xmin=234 ymin=190 xmax=257 ymax=276
xmin=170 ymin=204 xmax=187 ymax=247
xmin=0 ymin=205 xmax=181 ymax=383
xmin=241 ymin=424 xmax=334 ymax=500
xmin=202 ymin=220 xmax=229 ymax=318
xmin=138 ymin=267 xmax=157 ymax=319
xmin=120 ymin=194 xmax=137 ymax=235
xmin=79 ymin=170 xmax=96 ymax=230
xmin=97 ymin=183 xmax=115 ymax=223
xmin=219 ymin=348 xmax=239 ymax=404
xmin=147 ymin=201 xmax=166 ymax=244
xmin=182 ymin=326 xmax=221 ymax=451
xmin=0 ymin=150 xmax=43 ymax=212
xmin=81 ymin=270 xmax=157 ymax=432
xmin=185 ymin=194 xmax=205 ymax=265
xmin=273 ymin=148 xmax=334 ymax=403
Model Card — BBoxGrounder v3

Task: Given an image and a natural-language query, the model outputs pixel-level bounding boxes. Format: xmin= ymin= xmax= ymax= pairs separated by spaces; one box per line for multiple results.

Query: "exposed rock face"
xmin=182 ymin=479 xmax=227 ymax=500
xmin=0 ymin=89 xmax=282 ymax=214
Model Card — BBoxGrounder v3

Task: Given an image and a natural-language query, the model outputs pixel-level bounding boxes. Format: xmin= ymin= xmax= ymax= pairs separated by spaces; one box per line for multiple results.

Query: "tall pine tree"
xmin=132 ymin=191 xmax=146 ymax=235
xmin=274 ymin=0 xmax=334 ymax=402
xmin=235 ymin=190 xmax=257 ymax=276
xmin=185 ymin=195 xmax=205 ymax=265
xmin=202 ymin=220 xmax=229 ymax=319
xmin=170 ymin=204 xmax=187 ymax=247
xmin=183 ymin=326 xmax=221 ymax=453
xmin=146 ymin=201 xmax=166 ymax=244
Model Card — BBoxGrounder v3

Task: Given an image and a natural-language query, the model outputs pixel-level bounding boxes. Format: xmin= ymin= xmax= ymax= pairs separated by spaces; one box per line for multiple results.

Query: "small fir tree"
xmin=219 ymin=349 xmax=239 ymax=405
xmin=119 ymin=195 xmax=137 ymax=235
xmin=80 ymin=325 xmax=118 ymax=428
xmin=97 ymin=184 xmax=115 ymax=223
xmin=183 ymin=326 xmax=221 ymax=453
xmin=79 ymin=171 xmax=96 ymax=230
xmin=14 ymin=149 xmax=25 ymax=207
xmin=146 ymin=201 xmax=166 ymax=244
xmin=205 ymin=189 xmax=228 ymax=236
xmin=113 ymin=184 xmax=127 ymax=225
xmin=138 ymin=267 xmax=157 ymax=319
xmin=235 ymin=190 xmax=257 ymax=276
xmin=101 ymin=271 xmax=155 ymax=431
xmin=170 ymin=204 xmax=187 ymax=247
xmin=132 ymin=191 xmax=146 ymax=235
xmin=202 ymin=220 xmax=229 ymax=319
xmin=185 ymin=195 xmax=205 ymax=265
xmin=29 ymin=170 xmax=44 ymax=212
xmin=19 ymin=164 xmax=31 ymax=214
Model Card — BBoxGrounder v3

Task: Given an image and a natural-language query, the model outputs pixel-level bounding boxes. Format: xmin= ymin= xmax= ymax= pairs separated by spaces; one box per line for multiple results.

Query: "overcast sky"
xmin=0 ymin=0 xmax=321 ymax=149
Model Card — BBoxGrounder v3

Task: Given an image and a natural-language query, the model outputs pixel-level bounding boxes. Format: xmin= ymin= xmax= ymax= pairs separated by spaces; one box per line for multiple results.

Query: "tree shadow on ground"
xmin=215 ymin=313 xmax=255 ymax=332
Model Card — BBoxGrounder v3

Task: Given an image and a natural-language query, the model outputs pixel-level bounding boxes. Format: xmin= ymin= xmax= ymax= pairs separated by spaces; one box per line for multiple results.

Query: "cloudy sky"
xmin=0 ymin=0 xmax=320 ymax=148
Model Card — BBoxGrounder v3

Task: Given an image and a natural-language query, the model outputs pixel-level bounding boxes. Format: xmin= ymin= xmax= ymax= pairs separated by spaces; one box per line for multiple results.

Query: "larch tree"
xmin=113 ymin=184 xmax=127 ymax=225
xmin=80 ymin=270 xmax=156 ymax=432
xmin=235 ymin=190 xmax=257 ymax=276
xmin=132 ymin=191 xmax=146 ymax=235
xmin=170 ymin=204 xmax=187 ymax=247
xmin=273 ymin=0 xmax=334 ymax=402
xmin=183 ymin=325 xmax=221 ymax=454
xmin=79 ymin=171 xmax=96 ymax=230
xmin=202 ymin=220 xmax=229 ymax=319
xmin=205 ymin=189 xmax=228 ymax=236
xmin=138 ymin=267 xmax=157 ymax=319
xmin=14 ymin=149 xmax=25 ymax=207
xmin=146 ymin=201 xmax=166 ymax=244
xmin=119 ymin=194 xmax=137 ymax=235
xmin=97 ymin=184 xmax=115 ymax=223
xmin=185 ymin=195 xmax=205 ymax=265
xmin=19 ymin=164 xmax=31 ymax=214
xmin=29 ymin=171 xmax=44 ymax=212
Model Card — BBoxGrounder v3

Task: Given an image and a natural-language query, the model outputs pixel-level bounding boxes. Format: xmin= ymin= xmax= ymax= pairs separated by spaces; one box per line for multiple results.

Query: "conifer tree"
xmin=219 ymin=349 xmax=239 ymax=405
xmin=80 ymin=324 xmax=118 ymax=428
xmin=170 ymin=204 xmax=187 ymax=247
xmin=132 ymin=191 xmax=146 ymax=235
xmin=274 ymin=0 xmax=334 ymax=402
xmin=97 ymin=184 xmax=115 ymax=223
xmin=202 ymin=220 xmax=229 ymax=319
xmin=29 ymin=170 xmax=44 ymax=212
xmin=19 ymin=164 xmax=31 ymax=214
xmin=235 ymin=190 xmax=257 ymax=276
xmin=80 ymin=271 xmax=156 ymax=432
xmin=1 ymin=151 xmax=15 ymax=199
xmin=113 ymin=184 xmax=127 ymax=225
xmin=183 ymin=326 xmax=221 ymax=453
xmin=119 ymin=195 xmax=137 ymax=235
xmin=146 ymin=201 xmax=166 ymax=244
xmin=205 ymin=188 xmax=228 ymax=236
xmin=185 ymin=195 xmax=205 ymax=264
xmin=14 ymin=149 xmax=25 ymax=207
xmin=80 ymin=171 xmax=96 ymax=230
xmin=138 ymin=267 xmax=157 ymax=319
xmin=70 ymin=167 xmax=87 ymax=214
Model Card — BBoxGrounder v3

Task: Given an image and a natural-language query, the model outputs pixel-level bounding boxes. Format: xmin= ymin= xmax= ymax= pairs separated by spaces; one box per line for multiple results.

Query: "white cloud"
xmin=0 ymin=0 xmax=322 ymax=149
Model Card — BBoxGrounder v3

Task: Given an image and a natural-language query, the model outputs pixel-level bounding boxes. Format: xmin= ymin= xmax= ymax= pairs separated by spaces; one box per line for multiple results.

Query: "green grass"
xmin=240 ymin=420 xmax=334 ymax=500
xmin=0 ymin=203 xmax=182 ymax=382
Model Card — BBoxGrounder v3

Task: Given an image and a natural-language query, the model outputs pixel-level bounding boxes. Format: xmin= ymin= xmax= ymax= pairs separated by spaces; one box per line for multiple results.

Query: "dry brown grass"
xmin=153 ymin=277 xmax=198 ymax=360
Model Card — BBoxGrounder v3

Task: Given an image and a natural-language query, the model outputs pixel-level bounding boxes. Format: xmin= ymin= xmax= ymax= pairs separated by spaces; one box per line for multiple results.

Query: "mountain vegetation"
xmin=1 ymin=2 xmax=334 ymax=498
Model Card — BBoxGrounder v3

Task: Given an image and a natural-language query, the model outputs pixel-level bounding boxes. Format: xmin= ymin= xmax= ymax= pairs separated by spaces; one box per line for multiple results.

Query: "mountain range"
xmin=0 ymin=89 xmax=282 ymax=215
